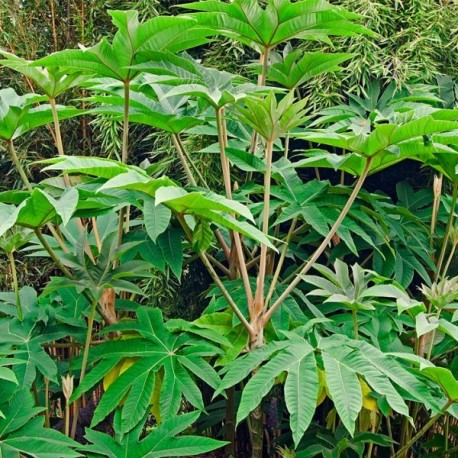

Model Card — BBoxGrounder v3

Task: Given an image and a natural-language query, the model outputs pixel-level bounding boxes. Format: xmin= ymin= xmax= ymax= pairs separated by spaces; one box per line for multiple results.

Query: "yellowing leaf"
xmin=360 ymin=378 xmax=378 ymax=412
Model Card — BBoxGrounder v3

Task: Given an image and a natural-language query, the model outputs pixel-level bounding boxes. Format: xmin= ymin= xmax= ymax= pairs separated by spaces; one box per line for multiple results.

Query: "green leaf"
xmin=322 ymin=351 xmax=362 ymax=435
xmin=285 ymin=351 xmax=319 ymax=446
xmin=143 ymin=197 xmax=172 ymax=243
xmin=157 ymin=228 xmax=183 ymax=279
xmin=120 ymin=371 xmax=156 ymax=434
xmin=421 ymin=367 xmax=458 ymax=401
xmin=236 ymin=342 xmax=314 ymax=425
xmin=192 ymin=219 xmax=214 ymax=252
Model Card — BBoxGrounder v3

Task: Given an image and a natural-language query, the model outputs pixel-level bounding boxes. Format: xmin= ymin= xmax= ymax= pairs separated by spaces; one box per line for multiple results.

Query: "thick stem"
xmin=435 ymin=183 xmax=458 ymax=281
xmin=70 ymin=296 xmax=98 ymax=439
xmin=394 ymin=400 xmax=453 ymax=458
xmin=225 ymin=386 xmax=236 ymax=457
xmin=263 ymin=158 xmax=373 ymax=324
xmin=249 ymin=404 xmax=264 ymax=458
xmin=171 ymin=134 xmax=197 ymax=186
xmin=7 ymin=250 xmax=22 ymax=321
xmin=254 ymin=140 xmax=274 ymax=317
xmin=8 ymin=140 xmax=33 ymax=190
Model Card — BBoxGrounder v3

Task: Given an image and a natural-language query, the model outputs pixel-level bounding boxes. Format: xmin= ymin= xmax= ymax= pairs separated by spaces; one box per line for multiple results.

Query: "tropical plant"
xmin=1 ymin=2 xmax=458 ymax=458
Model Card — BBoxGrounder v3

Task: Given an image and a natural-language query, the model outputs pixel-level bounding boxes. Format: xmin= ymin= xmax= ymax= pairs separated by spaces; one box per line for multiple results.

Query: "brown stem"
xmin=263 ymin=158 xmax=373 ymax=325
xmin=254 ymin=139 xmax=274 ymax=317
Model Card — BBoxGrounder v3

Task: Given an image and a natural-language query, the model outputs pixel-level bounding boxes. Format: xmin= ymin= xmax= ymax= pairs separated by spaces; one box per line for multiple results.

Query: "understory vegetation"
xmin=0 ymin=0 xmax=458 ymax=457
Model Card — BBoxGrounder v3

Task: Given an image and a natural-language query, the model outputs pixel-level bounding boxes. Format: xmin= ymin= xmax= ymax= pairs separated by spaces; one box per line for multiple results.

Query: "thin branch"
xmin=263 ymin=157 xmax=373 ymax=324
xmin=265 ymin=216 xmax=297 ymax=308
xmin=393 ymin=400 xmax=453 ymax=458
xmin=34 ymin=228 xmax=73 ymax=279
xmin=207 ymin=253 xmax=231 ymax=276
xmin=171 ymin=133 xmax=197 ymax=186
xmin=177 ymin=214 xmax=253 ymax=336
xmin=435 ymin=182 xmax=458 ymax=281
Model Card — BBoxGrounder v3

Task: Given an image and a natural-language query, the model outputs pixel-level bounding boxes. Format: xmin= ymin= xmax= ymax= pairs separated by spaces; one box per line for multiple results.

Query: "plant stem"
xmin=216 ymin=108 xmax=232 ymax=199
xmin=352 ymin=310 xmax=359 ymax=340
xmin=444 ymin=414 xmax=449 ymax=455
xmin=171 ymin=134 xmax=197 ymax=186
xmin=121 ymin=80 xmax=130 ymax=164
xmin=7 ymin=140 xmax=33 ymax=190
xmin=394 ymin=400 xmax=453 ymax=458
xmin=265 ymin=217 xmax=297 ymax=308
xmin=441 ymin=240 xmax=457 ymax=279
xmin=254 ymin=139 xmax=274 ymax=316
xmin=7 ymin=250 xmax=22 ymax=321
xmin=175 ymin=134 xmax=209 ymax=188
xmin=44 ymin=377 xmax=50 ymax=428
xmin=79 ymin=297 xmax=98 ymax=386
xmin=177 ymin=214 xmax=253 ymax=336
xmin=263 ymin=158 xmax=373 ymax=324
xmin=70 ymin=296 xmax=98 ymax=439
xmin=430 ymin=174 xmax=443 ymax=250
xmin=34 ymin=228 xmax=73 ymax=278
xmin=435 ymin=182 xmax=458 ymax=281
xmin=215 ymin=108 xmax=253 ymax=310
xmin=386 ymin=414 xmax=396 ymax=456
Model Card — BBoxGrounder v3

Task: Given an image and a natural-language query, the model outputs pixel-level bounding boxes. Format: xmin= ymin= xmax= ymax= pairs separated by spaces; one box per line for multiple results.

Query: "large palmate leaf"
xmin=267 ymin=48 xmax=353 ymax=90
xmin=302 ymin=260 xmax=418 ymax=311
xmin=83 ymin=411 xmax=226 ymax=458
xmin=71 ymin=307 xmax=222 ymax=434
xmin=35 ymin=10 xmax=213 ymax=82
xmin=0 ymin=390 xmax=80 ymax=457
xmin=0 ymin=88 xmax=81 ymax=141
xmin=44 ymin=231 xmax=151 ymax=300
xmin=0 ymin=50 xmax=88 ymax=99
xmin=0 ymin=311 xmax=71 ymax=387
xmin=41 ymin=156 xmax=275 ymax=249
xmin=297 ymin=113 xmax=458 ymax=160
xmin=236 ymin=91 xmax=308 ymax=141
xmin=150 ymin=55 xmax=262 ymax=109
xmin=182 ymin=0 xmax=370 ymax=52
xmin=89 ymin=84 xmax=204 ymax=134
xmin=218 ymin=332 xmax=443 ymax=444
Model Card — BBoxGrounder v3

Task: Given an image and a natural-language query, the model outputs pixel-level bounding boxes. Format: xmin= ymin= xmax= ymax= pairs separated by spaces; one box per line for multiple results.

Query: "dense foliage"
xmin=1 ymin=1 xmax=458 ymax=457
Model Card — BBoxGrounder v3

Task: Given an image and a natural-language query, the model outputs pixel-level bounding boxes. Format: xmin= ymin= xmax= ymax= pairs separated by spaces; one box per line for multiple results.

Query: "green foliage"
xmin=0 ymin=2 xmax=458 ymax=457
xmin=83 ymin=411 xmax=227 ymax=457
xmin=0 ymin=390 xmax=80 ymax=457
